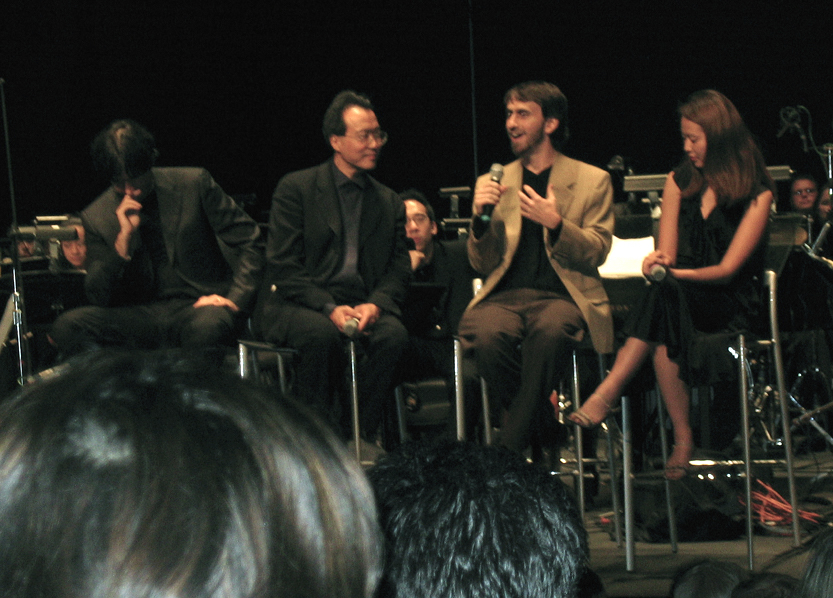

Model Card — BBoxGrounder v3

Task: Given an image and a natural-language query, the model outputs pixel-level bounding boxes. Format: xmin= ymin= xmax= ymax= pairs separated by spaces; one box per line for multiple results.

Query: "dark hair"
xmin=322 ymin=90 xmax=375 ymax=141
xmin=791 ymin=173 xmax=818 ymax=189
xmin=731 ymin=572 xmax=798 ymax=598
xmin=676 ymin=90 xmax=775 ymax=206
xmin=797 ymin=529 xmax=833 ymax=598
xmin=0 ymin=350 xmax=382 ymax=598
xmin=90 ymin=119 xmax=159 ymax=181
xmin=670 ymin=559 xmax=746 ymax=598
xmin=400 ymin=188 xmax=435 ymax=222
xmin=504 ymin=81 xmax=569 ymax=150
xmin=368 ymin=440 xmax=587 ymax=598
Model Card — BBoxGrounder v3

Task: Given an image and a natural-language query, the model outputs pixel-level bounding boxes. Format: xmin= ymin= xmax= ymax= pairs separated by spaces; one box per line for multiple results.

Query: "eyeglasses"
xmin=793 ymin=188 xmax=818 ymax=197
xmin=342 ymin=129 xmax=388 ymax=146
xmin=406 ymin=214 xmax=430 ymax=225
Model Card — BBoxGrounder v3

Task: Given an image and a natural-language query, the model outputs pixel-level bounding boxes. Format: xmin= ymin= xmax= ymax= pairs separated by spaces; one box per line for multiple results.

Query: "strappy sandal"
xmin=664 ymin=444 xmax=693 ymax=480
xmin=564 ymin=393 xmax=615 ymax=430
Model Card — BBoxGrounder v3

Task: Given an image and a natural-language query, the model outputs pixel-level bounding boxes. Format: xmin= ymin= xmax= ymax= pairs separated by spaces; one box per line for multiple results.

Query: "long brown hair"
xmin=677 ymin=90 xmax=775 ymax=206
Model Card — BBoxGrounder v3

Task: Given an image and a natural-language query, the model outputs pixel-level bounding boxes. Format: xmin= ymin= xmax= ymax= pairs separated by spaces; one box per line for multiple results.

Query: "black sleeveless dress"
xmin=623 ymin=171 xmax=766 ymax=385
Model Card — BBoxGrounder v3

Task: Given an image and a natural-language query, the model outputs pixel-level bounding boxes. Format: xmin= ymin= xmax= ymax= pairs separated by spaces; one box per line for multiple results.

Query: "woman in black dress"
xmin=567 ymin=90 xmax=776 ymax=479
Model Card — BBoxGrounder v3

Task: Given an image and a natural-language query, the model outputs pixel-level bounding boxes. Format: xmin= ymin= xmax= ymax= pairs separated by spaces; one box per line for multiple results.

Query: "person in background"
xmin=59 ymin=215 xmax=87 ymax=270
xmin=398 ymin=189 xmax=479 ymax=435
xmin=789 ymin=173 xmax=819 ymax=215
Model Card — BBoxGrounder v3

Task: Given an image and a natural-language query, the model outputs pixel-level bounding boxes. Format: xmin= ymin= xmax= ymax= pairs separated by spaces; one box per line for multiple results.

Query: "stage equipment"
xmin=438 ymin=185 xmax=471 ymax=219
xmin=0 ymin=80 xmax=81 ymax=384
xmin=0 ymin=77 xmax=32 ymax=385
xmin=623 ymin=165 xmax=794 ymax=194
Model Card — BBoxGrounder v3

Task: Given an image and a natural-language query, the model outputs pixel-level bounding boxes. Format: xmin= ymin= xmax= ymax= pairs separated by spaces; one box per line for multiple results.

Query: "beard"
xmin=510 ymin=126 xmax=547 ymax=158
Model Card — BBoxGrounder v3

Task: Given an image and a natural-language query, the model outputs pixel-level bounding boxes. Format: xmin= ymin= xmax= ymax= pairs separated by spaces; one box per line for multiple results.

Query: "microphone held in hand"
xmin=481 ymin=163 xmax=504 ymax=222
xmin=647 ymin=264 xmax=667 ymax=282
xmin=343 ymin=317 xmax=361 ymax=339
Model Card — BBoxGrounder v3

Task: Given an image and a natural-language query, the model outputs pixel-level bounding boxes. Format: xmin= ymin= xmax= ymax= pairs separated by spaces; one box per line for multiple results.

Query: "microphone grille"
xmin=489 ymin=163 xmax=504 ymax=181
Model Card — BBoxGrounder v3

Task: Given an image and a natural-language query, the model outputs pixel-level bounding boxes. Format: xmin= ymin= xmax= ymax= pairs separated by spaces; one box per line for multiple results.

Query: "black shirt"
xmin=495 ymin=167 xmax=568 ymax=294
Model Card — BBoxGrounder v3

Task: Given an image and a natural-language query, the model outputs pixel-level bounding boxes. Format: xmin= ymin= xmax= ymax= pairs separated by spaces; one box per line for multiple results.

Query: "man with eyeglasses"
xmin=398 ymin=190 xmax=480 ymax=434
xmin=402 ymin=189 xmax=474 ymax=337
xmin=50 ymin=119 xmax=264 ymax=361
xmin=257 ymin=90 xmax=410 ymax=455
xmin=789 ymin=173 xmax=819 ymax=215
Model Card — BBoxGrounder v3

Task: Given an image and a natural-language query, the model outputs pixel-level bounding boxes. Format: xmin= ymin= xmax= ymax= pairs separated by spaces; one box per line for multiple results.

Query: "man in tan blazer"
xmin=458 ymin=81 xmax=614 ymax=452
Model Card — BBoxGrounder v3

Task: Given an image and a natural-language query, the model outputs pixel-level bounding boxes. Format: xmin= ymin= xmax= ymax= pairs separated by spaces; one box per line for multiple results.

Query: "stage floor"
xmin=578 ymin=444 xmax=833 ymax=597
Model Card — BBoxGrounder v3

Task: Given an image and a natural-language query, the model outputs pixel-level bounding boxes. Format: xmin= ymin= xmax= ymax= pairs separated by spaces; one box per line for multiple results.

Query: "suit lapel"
xmin=501 ymin=161 xmax=524 ymax=263
xmin=155 ymin=173 xmax=181 ymax=265
xmin=317 ymin=162 xmax=342 ymax=239
xmin=359 ymin=179 xmax=383 ymax=246
xmin=549 ymin=153 xmax=577 ymax=218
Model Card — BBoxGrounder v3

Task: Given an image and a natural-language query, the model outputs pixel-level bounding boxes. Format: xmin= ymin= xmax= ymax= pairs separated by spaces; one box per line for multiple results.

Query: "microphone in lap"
xmin=647 ymin=264 xmax=667 ymax=282
xmin=343 ymin=317 xmax=361 ymax=339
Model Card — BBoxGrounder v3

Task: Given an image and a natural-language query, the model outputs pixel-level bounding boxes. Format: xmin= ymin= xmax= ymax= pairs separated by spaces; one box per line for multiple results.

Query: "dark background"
xmin=1 ymin=0 xmax=831 ymax=231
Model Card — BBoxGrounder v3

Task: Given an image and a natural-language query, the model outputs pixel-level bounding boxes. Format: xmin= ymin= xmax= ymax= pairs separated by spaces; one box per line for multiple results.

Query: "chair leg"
xmin=481 ymin=379 xmax=492 ymax=445
xmin=622 ymin=394 xmax=635 ymax=572
xmin=656 ymin=388 xmax=679 ymax=553
xmin=453 ymin=338 xmax=465 ymax=441
xmin=276 ymin=352 xmax=289 ymax=394
xmin=571 ymin=350 xmax=586 ymax=524
xmin=394 ymin=385 xmax=409 ymax=443
xmin=348 ymin=339 xmax=362 ymax=463
xmin=738 ymin=334 xmax=755 ymax=570
xmin=766 ymin=268 xmax=801 ymax=547
xmin=237 ymin=342 xmax=250 ymax=379
xmin=598 ymin=352 xmax=623 ymax=548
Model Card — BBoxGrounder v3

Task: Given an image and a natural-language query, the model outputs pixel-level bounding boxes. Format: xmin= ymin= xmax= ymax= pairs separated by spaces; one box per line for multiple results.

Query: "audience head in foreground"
xmin=0 ymin=350 xmax=382 ymax=598
xmin=369 ymin=440 xmax=588 ymax=598
xmin=798 ymin=528 xmax=833 ymax=598
xmin=731 ymin=572 xmax=798 ymax=598
xmin=670 ymin=559 xmax=746 ymax=598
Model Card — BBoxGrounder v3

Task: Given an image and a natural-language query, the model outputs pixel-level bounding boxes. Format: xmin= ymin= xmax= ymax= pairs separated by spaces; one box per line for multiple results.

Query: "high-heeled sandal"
xmin=564 ymin=392 xmax=616 ymax=430
xmin=664 ymin=444 xmax=693 ymax=480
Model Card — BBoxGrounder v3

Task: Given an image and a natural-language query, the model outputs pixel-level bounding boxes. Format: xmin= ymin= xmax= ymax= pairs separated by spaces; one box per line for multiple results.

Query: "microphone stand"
xmin=806 ymin=144 xmax=833 ymax=257
xmin=1 ymin=78 xmax=32 ymax=385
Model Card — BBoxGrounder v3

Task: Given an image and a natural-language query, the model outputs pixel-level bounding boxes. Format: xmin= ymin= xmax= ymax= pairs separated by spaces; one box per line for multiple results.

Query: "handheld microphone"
xmin=343 ymin=317 xmax=361 ymax=339
xmin=480 ymin=163 xmax=504 ymax=222
xmin=648 ymin=264 xmax=667 ymax=282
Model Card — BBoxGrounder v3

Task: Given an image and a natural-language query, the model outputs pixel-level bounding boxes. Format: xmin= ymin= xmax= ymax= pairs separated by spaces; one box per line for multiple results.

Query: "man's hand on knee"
xmin=193 ymin=295 xmax=239 ymax=312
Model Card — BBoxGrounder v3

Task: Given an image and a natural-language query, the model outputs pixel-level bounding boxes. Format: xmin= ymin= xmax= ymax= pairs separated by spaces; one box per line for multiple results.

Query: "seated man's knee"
xmin=266 ymin=314 xmax=342 ymax=355
xmin=181 ymin=306 xmax=238 ymax=348
xmin=50 ymin=307 xmax=104 ymax=355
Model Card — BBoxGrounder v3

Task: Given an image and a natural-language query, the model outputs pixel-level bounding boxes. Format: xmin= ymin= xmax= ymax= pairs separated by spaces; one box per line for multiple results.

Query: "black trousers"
xmin=260 ymin=301 xmax=408 ymax=440
xmin=51 ymin=299 xmax=241 ymax=357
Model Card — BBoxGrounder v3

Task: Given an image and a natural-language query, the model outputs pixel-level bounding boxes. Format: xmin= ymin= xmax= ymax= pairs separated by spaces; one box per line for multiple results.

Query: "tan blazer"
xmin=466 ymin=153 xmax=615 ymax=354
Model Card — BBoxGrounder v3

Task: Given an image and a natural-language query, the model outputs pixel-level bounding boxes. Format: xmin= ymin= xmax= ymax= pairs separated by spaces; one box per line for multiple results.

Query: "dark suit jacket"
xmin=262 ymin=160 xmax=410 ymax=317
xmin=404 ymin=238 xmax=479 ymax=338
xmin=82 ymin=167 xmax=264 ymax=312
